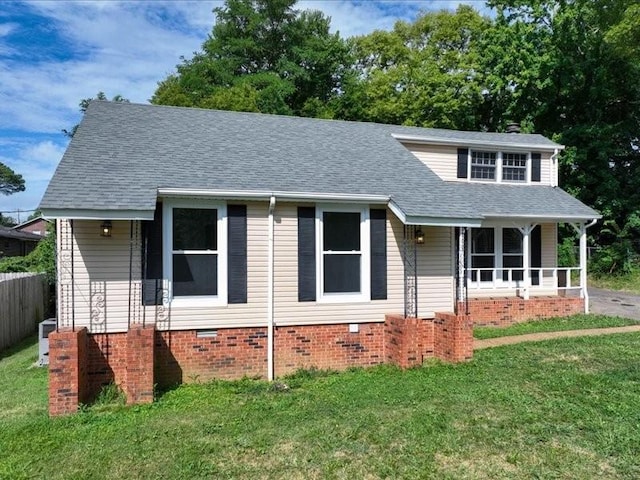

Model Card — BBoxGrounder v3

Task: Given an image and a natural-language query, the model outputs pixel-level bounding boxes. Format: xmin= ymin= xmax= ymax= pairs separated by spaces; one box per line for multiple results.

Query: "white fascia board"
xmin=158 ymin=188 xmax=389 ymax=204
xmin=41 ymin=209 xmax=154 ymax=220
xmin=392 ymin=133 xmax=565 ymax=151
xmin=482 ymin=213 xmax=602 ymax=223
xmin=389 ymin=200 xmax=482 ymax=227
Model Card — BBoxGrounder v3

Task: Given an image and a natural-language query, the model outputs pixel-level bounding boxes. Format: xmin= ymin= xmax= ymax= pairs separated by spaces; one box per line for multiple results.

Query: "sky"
xmin=0 ymin=0 xmax=486 ymax=222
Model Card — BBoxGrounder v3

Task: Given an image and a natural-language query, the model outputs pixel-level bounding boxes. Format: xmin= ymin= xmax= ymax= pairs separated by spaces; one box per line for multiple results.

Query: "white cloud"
xmin=1 ymin=0 xmax=481 ymax=213
xmin=0 ymin=139 xmax=67 ymax=215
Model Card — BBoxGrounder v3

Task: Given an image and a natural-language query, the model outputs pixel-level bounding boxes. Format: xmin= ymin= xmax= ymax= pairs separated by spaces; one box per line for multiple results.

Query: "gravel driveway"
xmin=589 ymin=287 xmax=640 ymax=321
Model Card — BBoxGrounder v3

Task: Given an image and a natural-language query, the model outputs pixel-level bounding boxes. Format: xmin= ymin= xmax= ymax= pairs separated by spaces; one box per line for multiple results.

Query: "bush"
xmin=0 ymin=225 xmax=56 ymax=285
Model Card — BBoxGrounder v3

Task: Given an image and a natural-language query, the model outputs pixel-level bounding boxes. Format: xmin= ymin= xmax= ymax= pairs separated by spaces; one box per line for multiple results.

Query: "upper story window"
xmin=470 ymin=151 xmax=497 ymax=180
xmin=470 ymin=150 xmax=528 ymax=183
xmin=502 ymin=153 xmax=527 ymax=182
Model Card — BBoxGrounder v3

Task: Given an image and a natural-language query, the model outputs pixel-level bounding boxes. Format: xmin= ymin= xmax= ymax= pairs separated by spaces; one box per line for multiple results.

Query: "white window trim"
xmin=316 ymin=204 xmax=371 ymax=303
xmin=162 ymin=198 xmax=228 ymax=307
xmin=469 ymin=226 xmax=524 ymax=287
xmin=468 ymin=150 xmax=532 ymax=185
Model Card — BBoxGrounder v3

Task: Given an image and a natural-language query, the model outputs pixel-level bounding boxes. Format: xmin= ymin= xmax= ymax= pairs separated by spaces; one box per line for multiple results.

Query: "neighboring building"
xmin=40 ymin=101 xmax=600 ymax=415
xmin=0 ymin=226 xmax=41 ymax=258
xmin=13 ymin=216 xmax=52 ymax=237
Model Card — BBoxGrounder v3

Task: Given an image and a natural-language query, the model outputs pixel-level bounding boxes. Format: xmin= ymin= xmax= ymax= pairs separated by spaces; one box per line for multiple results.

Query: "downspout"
xmin=551 ymin=148 xmax=560 ymax=187
xmin=580 ymin=218 xmax=598 ymax=313
xmin=267 ymin=196 xmax=276 ymax=381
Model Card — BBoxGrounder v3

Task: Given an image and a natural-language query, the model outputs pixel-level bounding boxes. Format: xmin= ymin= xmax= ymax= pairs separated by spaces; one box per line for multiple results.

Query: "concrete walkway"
xmin=475 ymin=324 xmax=640 ymax=350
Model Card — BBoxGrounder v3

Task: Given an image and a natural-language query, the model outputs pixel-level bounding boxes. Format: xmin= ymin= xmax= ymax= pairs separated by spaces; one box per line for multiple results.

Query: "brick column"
xmin=124 ymin=324 xmax=155 ymax=405
xmin=384 ymin=314 xmax=434 ymax=368
xmin=48 ymin=327 xmax=88 ymax=416
xmin=434 ymin=312 xmax=473 ymax=362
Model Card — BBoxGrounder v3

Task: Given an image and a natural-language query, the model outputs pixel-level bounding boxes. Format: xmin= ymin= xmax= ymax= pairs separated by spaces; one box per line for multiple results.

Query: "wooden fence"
xmin=0 ymin=273 xmax=49 ymax=352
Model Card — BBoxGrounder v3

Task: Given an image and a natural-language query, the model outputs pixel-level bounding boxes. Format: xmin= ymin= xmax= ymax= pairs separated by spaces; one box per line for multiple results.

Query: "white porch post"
xmin=519 ymin=224 xmax=534 ymax=300
xmin=571 ymin=221 xmax=592 ymax=314
xmin=457 ymin=227 xmax=465 ymax=303
xmin=579 ymin=223 xmax=589 ymax=312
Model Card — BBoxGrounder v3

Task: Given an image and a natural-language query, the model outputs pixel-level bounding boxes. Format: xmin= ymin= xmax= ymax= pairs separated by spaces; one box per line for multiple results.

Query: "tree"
xmin=0 ymin=214 xmax=17 ymax=227
xmin=63 ymin=92 xmax=129 ymax=138
xmin=487 ymin=0 xmax=640 ymax=272
xmin=334 ymin=6 xmax=491 ymax=130
xmin=0 ymin=163 xmax=25 ymax=196
xmin=152 ymin=0 xmax=348 ymax=117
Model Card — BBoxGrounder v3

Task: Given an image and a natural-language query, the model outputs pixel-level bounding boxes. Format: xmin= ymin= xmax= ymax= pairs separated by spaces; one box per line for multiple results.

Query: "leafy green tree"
xmin=152 ymin=0 xmax=348 ymax=116
xmin=63 ymin=92 xmax=129 ymax=138
xmin=334 ymin=6 xmax=491 ymax=130
xmin=488 ymin=0 xmax=640 ymax=272
xmin=0 ymin=163 xmax=25 ymax=196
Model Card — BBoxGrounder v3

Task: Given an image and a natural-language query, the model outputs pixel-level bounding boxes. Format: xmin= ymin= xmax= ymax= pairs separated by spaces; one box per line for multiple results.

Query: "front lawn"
xmin=2 ymin=333 xmax=640 ymax=479
xmin=474 ymin=314 xmax=638 ymax=340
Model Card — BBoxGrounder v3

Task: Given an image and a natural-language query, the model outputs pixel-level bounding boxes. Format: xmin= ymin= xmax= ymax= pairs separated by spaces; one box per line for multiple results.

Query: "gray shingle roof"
xmin=0 ymin=226 xmax=43 ymax=241
xmin=40 ymin=101 xmax=598 ymax=223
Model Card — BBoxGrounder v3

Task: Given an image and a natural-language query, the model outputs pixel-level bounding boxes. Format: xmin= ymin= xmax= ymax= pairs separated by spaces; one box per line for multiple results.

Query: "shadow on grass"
xmin=0 ymin=334 xmax=39 ymax=362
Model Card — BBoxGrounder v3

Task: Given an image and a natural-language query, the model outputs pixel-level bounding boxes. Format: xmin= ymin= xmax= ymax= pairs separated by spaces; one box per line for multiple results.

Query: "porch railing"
xmin=466 ymin=267 xmax=583 ymax=293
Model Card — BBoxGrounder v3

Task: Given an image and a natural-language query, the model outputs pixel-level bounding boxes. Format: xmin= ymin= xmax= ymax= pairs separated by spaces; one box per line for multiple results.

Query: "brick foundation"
xmin=275 ymin=323 xmax=385 ymax=375
xmin=46 ymin=318 xmax=473 ymax=415
xmin=462 ymin=296 xmax=585 ymax=327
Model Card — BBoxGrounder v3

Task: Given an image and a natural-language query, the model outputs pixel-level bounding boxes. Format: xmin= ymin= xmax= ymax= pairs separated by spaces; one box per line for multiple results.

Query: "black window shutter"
xmin=370 ymin=209 xmax=387 ymax=300
xmin=531 ymin=153 xmax=541 ymax=182
xmin=530 ymin=225 xmax=542 ymax=286
xmin=298 ymin=207 xmax=316 ymax=302
xmin=457 ymin=148 xmax=469 ymax=178
xmin=227 ymin=205 xmax=247 ymax=304
xmin=142 ymin=202 xmax=163 ymax=305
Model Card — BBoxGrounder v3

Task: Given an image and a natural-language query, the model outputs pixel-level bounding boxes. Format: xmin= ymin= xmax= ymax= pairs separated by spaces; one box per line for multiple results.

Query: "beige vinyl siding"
xmin=540 ymin=222 xmax=558 ymax=291
xmin=58 ymin=219 xmax=138 ymax=333
xmin=272 ymin=204 xmax=406 ymax=326
xmin=403 ymin=142 xmax=555 ymax=186
xmin=404 ymin=143 xmax=458 ymax=181
xmin=416 ymin=227 xmax=455 ymax=315
xmin=159 ymin=201 xmax=269 ymax=330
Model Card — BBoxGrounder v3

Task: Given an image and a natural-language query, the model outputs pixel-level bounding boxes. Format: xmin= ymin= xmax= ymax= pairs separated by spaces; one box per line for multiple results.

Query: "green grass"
xmin=2 ymin=333 xmax=640 ymax=479
xmin=590 ymin=271 xmax=640 ymax=294
xmin=474 ymin=314 xmax=639 ymax=340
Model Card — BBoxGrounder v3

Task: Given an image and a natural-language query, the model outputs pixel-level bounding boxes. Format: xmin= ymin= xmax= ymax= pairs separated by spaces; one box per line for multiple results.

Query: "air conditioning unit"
xmin=38 ymin=319 xmax=57 ymax=366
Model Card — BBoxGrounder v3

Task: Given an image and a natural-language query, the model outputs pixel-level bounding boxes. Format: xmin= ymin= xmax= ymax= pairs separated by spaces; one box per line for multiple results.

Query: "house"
xmin=40 ymin=101 xmax=600 ymax=415
xmin=13 ymin=216 xmax=52 ymax=237
xmin=0 ymin=225 xmax=41 ymax=258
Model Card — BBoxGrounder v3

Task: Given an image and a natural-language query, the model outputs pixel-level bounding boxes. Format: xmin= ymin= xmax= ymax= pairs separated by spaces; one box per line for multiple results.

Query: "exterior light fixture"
xmin=415 ymin=228 xmax=425 ymax=245
xmin=100 ymin=220 xmax=112 ymax=237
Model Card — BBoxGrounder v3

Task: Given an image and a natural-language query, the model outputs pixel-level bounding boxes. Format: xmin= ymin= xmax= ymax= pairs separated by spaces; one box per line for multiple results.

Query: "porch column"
xmin=457 ymin=227 xmax=466 ymax=304
xmin=571 ymin=222 xmax=591 ymax=314
xmin=579 ymin=224 xmax=589 ymax=311
xmin=519 ymin=224 xmax=534 ymax=300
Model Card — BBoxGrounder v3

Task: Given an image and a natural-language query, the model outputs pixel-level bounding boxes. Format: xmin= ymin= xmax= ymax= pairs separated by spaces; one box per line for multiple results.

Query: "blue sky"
xmin=0 ymin=0 xmax=485 ymax=222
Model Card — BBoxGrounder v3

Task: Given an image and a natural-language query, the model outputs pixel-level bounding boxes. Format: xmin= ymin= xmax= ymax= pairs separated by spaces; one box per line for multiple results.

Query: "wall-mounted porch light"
xmin=100 ymin=220 xmax=112 ymax=237
xmin=415 ymin=228 xmax=425 ymax=245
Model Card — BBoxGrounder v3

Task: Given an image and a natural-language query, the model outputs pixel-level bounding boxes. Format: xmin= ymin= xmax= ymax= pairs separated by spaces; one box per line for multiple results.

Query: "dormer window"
xmin=502 ymin=153 xmax=527 ymax=182
xmin=470 ymin=151 xmax=497 ymax=180
xmin=468 ymin=150 xmax=540 ymax=183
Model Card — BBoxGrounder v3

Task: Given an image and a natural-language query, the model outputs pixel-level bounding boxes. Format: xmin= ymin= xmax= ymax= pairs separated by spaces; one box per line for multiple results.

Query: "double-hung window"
xmin=502 ymin=153 xmax=527 ymax=182
xmin=317 ymin=207 xmax=370 ymax=302
xmin=163 ymin=200 xmax=227 ymax=306
xmin=470 ymin=151 xmax=497 ymax=180
xmin=501 ymin=228 xmax=524 ymax=282
xmin=468 ymin=151 xmax=529 ymax=183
